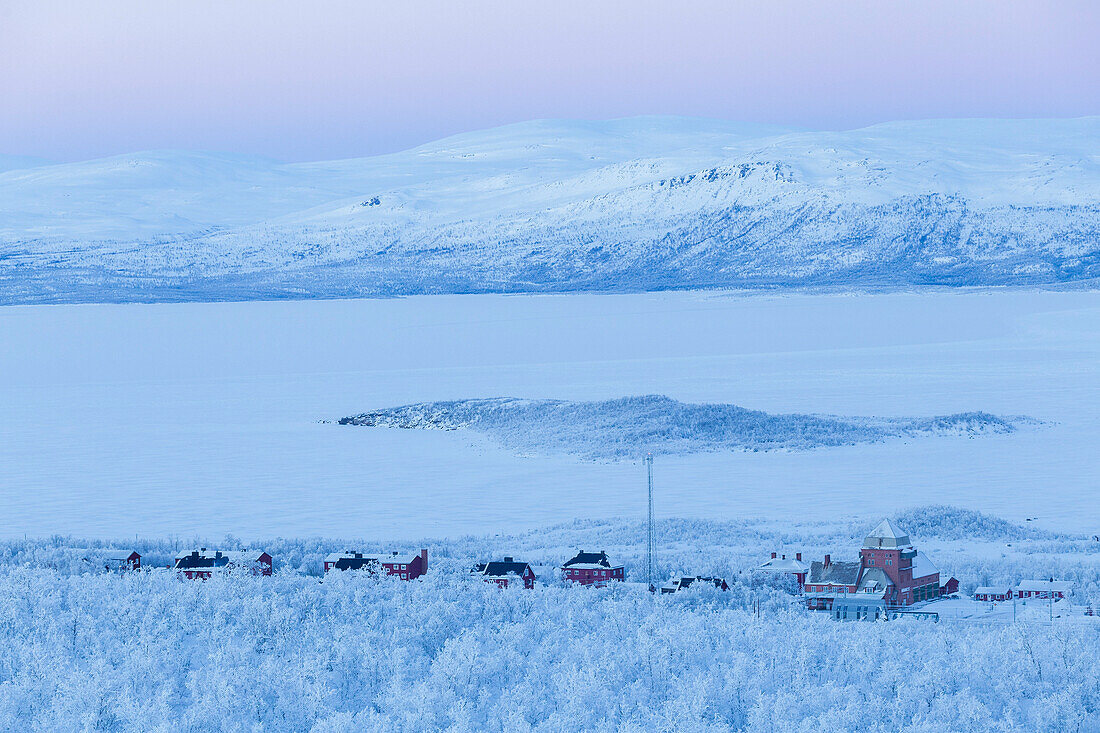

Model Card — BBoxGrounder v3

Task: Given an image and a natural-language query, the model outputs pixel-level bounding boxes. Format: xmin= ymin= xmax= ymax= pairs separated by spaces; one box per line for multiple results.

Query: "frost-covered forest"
xmin=3 ymin=507 xmax=1099 ymax=731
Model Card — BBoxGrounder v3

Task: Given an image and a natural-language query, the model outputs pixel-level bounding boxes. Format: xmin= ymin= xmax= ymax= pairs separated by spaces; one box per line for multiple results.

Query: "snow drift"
xmin=3 ymin=116 xmax=1100 ymax=304
xmin=338 ymin=395 xmax=1030 ymax=459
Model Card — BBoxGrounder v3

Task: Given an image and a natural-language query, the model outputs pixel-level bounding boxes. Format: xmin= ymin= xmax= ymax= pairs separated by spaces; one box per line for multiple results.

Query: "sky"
xmin=2 ymin=0 xmax=1098 ymax=162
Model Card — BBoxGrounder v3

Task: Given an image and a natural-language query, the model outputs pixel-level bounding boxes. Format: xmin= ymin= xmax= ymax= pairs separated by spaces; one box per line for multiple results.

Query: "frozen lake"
xmin=2 ymin=289 xmax=1099 ymax=540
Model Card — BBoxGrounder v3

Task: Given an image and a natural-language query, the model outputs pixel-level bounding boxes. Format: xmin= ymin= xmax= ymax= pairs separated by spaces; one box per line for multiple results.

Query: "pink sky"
xmin=2 ymin=0 xmax=1098 ymax=161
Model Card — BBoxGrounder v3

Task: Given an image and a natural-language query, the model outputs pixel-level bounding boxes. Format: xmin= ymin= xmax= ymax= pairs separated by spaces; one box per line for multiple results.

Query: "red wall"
xmin=562 ymin=566 xmax=624 ymax=587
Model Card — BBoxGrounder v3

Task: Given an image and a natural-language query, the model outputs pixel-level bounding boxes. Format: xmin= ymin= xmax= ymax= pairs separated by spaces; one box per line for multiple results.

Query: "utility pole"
xmin=646 ymin=453 xmax=656 ymax=593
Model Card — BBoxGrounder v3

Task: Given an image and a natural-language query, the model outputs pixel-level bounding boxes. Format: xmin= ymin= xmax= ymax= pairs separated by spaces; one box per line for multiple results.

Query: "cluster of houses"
xmin=756 ymin=519 xmax=959 ymax=620
xmin=755 ymin=518 xmax=1077 ymax=619
xmin=78 ymin=519 xmax=1075 ymax=619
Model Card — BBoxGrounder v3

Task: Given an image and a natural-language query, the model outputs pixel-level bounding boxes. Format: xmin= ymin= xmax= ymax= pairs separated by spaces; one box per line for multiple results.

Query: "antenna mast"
xmin=646 ymin=453 xmax=656 ymax=592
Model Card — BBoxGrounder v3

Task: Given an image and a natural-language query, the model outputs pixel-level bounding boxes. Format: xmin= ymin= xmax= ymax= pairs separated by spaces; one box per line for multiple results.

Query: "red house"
xmin=323 ymin=549 xmax=428 ymax=579
xmin=803 ymin=555 xmax=863 ymax=610
xmin=79 ymin=549 xmax=141 ymax=572
xmin=974 ymin=586 xmax=1011 ymax=602
xmin=175 ymin=548 xmax=272 ymax=579
xmin=804 ymin=519 xmax=943 ymax=610
xmin=1015 ymin=580 xmax=1072 ymax=600
xmin=472 ymin=557 xmax=536 ymax=589
xmin=561 ymin=550 xmax=624 ymax=587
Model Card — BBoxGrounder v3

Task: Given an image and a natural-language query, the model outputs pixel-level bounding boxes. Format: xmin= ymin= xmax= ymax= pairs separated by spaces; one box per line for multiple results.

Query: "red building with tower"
xmin=323 ymin=549 xmax=428 ymax=579
xmin=561 ymin=550 xmax=624 ymax=587
xmin=804 ymin=519 xmax=943 ymax=611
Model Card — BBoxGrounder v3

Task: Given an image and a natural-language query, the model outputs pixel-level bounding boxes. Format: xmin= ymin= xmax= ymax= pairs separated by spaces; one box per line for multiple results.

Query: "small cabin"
xmin=1015 ymin=579 xmax=1072 ymax=600
xmin=974 ymin=586 xmax=1011 ymax=602
xmin=561 ymin=550 xmax=624 ymax=587
xmin=174 ymin=548 xmax=273 ymax=579
xmin=660 ymin=576 xmax=729 ymax=594
xmin=79 ymin=549 xmax=141 ymax=573
xmin=323 ymin=549 xmax=428 ymax=580
xmin=472 ymin=557 xmax=536 ymax=589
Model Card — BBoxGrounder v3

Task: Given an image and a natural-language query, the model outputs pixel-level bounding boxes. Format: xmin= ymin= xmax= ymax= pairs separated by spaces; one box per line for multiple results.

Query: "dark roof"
xmin=680 ymin=577 xmax=727 ymax=590
xmin=474 ymin=559 xmax=533 ymax=578
xmin=334 ymin=556 xmax=382 ymax=571
xmin=175 ymin=550 xmax=230 ymax=570
xmin=174 ymin=549 xmax=268 ymax=570
xmin=808 ymin=560 xmax=862 ymax=585
xmin=562 ymin=550 xmax=614 ymax=568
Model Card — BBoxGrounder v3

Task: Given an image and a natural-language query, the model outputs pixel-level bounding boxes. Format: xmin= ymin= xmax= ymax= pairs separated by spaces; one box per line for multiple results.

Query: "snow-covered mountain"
xmin=2 ymin=116 xmax=1099 ymax=303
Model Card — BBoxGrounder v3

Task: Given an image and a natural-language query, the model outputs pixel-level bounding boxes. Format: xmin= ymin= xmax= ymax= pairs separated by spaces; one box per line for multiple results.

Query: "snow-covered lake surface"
xmin=2 ymin=288 xmax=1099 ymax=540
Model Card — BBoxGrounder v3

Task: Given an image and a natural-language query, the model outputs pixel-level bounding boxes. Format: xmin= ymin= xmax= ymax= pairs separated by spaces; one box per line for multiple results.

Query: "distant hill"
xmin=2 ymin=116 xmax=1099 ymax=304
xmin=0 ymin=154 xmax=53 ymax=174
xmin=338 ymin=395 xmax=1029 ymax=460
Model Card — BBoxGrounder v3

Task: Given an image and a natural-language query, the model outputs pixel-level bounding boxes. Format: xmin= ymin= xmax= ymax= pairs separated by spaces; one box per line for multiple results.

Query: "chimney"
xmin=781 ymin=554 xmax=786 ymax=560
xmin=796 ymin=552 xmax=802 ymax=562
xmin=824 ymin=554 xmax=831 ymax=568
xmin=504 ymin=556 xmax=513 ymax=563
xmin=420 ymin=548 xmax=428 ymax=572
xmin=771 ymin=552 xmax=776 ymax=559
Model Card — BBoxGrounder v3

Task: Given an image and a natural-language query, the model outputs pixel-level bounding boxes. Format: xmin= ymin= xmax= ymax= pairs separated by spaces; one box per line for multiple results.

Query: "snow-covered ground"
xmin=2 ymin=288 xmax=1099 ymax=540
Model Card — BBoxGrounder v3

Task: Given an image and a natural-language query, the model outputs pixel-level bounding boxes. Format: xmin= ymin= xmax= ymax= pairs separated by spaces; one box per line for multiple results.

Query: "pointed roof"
xmin=857 ymin=567 xmax=893 ymax=593
xmin=473 ymin=559 xmax=535 ymax=578
xmin=562 ymin=550 xmax=619 ymax=569
xmin=807 ymin=560 xmax=862 ymax=585
xmin=863 ymin=519 xmax=911 ymax=549
xmin=758 ymin=556 xmax=810 ymax=574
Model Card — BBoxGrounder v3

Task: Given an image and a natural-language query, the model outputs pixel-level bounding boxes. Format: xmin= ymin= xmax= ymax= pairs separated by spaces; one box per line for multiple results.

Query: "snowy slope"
xmin=2 ymin=116 xmax=1099 ymax=303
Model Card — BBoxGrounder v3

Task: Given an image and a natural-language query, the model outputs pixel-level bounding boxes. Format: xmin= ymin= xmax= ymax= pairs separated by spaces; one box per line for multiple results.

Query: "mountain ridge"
xmin=2 ymin=116 xmax=1099 ymax=304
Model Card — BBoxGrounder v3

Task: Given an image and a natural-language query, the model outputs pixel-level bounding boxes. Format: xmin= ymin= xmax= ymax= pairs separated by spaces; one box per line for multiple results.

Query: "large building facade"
xmin=804 ymin=519 xmax=943 ymax=611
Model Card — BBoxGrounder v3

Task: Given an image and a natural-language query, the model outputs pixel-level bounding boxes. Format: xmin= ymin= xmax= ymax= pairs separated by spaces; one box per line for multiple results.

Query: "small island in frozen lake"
xmin=338 ymin=395 xmax=1035 ymax=460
